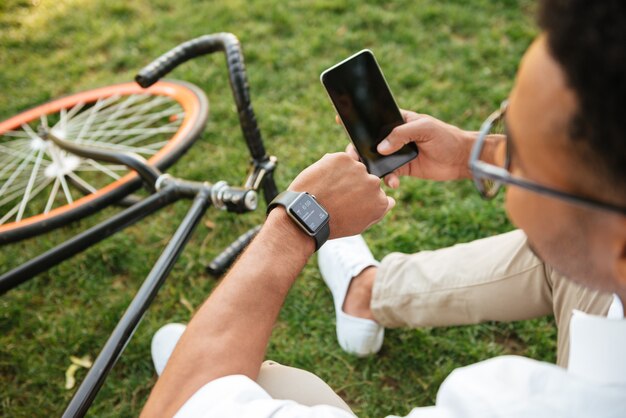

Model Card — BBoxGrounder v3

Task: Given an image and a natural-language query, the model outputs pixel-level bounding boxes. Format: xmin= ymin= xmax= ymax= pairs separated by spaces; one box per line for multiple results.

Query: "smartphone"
xmin=321 ymin=49 xmax=418 ymax=178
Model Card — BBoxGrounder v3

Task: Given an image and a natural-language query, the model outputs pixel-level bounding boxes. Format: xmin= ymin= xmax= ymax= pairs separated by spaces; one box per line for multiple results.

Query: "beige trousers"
xmin=257 ymin=230 xmax=613 ymax=411
xmin=371 ymin=229 xmax=614 ymax=367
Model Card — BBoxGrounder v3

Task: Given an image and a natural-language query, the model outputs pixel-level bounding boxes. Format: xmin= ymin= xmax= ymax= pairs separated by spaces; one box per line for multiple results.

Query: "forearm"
xmin=141 ymin=209 xmax=314 ymax=417
xmin=140 ymin=152 xmax=392 ymax=417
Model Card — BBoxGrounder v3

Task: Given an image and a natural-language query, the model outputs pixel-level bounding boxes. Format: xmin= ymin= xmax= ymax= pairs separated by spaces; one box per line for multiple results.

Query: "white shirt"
xmin=176 ymin=296 xmax=626 ymax=417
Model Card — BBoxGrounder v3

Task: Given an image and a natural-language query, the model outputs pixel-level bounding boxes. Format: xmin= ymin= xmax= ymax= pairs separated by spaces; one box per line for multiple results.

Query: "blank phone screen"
xmin=322 ymin=50 xmax=418 ymax=177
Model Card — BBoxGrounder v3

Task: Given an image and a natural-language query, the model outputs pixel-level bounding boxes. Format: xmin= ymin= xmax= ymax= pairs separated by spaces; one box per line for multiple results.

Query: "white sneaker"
xmin=318 ymin=235 xmax=384 ymax=357
xmin=151 ymin=322 xmax=187 ymax=376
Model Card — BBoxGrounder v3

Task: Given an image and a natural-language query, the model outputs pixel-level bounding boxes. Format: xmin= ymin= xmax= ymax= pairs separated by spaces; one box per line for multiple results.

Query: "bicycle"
xmin=0 ymin=33 xmax=279 ymax=417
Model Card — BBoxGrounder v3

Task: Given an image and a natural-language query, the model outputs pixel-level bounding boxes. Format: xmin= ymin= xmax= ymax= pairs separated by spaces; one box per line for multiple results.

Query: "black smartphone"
xmin=321 ymin=49 xmax=418 ymax=178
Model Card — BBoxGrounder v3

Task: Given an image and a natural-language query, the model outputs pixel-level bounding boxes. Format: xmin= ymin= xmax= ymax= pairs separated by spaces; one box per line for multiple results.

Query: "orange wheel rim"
xmin=0 ymin=81 xmax=204 ymax=233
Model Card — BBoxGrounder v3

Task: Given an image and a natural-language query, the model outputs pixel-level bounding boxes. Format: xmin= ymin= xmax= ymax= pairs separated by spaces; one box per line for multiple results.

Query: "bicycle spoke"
xmin=0 ymin=142 xmax=50 ymax=165
xmin=70 ymin=101 xmax=87 ymax=120
xmin=65 ymin=94 xmax=124 ymax=127
xmin=40 ymin=114 xmax=49 ymax=130
xmin=69 ymin=101 xmax=178 ymax=134
xmin=64 ymin=94 xmax=157 ymax=131
xmin=60 ymin=108 xmax=67 ymax=134
xmin=77 ymin=94 xmax=132 ymax=137
xmin=0 ymin=141 xmax=34 ymax=165
xmin=0 ymin=170 xmax=33 ymax=192
xmin=1 ymin=176 xmax=45 ymax=200
xmin=73 ymin=139 xmax=159 ymax=155
xmin=20 ymin=121 xmax=40 ymax=139
xmin=0 ymin=137 xmax=32 ymax=146
xmin=66 ymin=171 xmax=97 ymax=193
xmin=66 ymin=96 xmax=170 ymax=135
xmin=0 ymin=142 xmax=32 ymax=167
xmin=142 ymin=140 xmax=169 ymax=150
xmin=78 ymin=159 xmax=124 ymax=180
xmin=44 ymin=176 xmax=61 ymax=214
xmin=0 ymin=176 xmax=53 ymax=225
xmin=0 ymin=202 xmax=20 ymax=225
xmin=83 ymin=114 xmax=182 ymax=145
xmin=0 ymin=177 xmax=49 ymax=217
xmin=50 ymin=95 xmax=183 ymax=165
xmin=73 ymin=97 xmax=110 ymax=143
xmin=104 ymin=99 xmax=178 ymax=144
xmin=77 ymin=126 xmax=180 ymax=140
xmin=0 ymin=180 xmax=45 ymax=207
xmin=76 ymin=162 xmax=127 ymax=171
xmin=59 ymin=174 xmax=74 ymax=204
xmin=20 ymin=123 xmax=54 ymax=160
xmin=0 ymin=146 xmax=38 ymax=196
xmin=0 ymin=155 xmax=24 ymax=183
xmin=0 ymin=130 xmax=32 ymax=138
xmin=118 ymin=120 xmax=183 ymax=147
xmin=16 ymin=148 xmax=45 ymax=221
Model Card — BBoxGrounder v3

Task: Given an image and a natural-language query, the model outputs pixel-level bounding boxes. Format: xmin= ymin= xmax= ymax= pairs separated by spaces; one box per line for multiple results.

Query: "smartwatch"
xmin=267 ymin=191 xmax=330 ymax=251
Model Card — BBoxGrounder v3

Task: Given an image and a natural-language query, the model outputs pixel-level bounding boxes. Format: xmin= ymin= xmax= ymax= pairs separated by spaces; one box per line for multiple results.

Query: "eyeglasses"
xmin=469 ymin=101 xmax=626 ymax=215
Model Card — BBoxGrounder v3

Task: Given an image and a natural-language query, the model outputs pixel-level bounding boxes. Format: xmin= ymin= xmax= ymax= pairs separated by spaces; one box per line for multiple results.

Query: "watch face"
xmin=288 ymin=194 xmax=329 ymax=234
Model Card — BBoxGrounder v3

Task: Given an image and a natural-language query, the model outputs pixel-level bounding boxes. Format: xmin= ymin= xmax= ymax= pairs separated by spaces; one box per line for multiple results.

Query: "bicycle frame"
xmin=64 ymin=182 xmax=211 ymax=417
xmin=1 ymin=33 xmax=280 ymax=417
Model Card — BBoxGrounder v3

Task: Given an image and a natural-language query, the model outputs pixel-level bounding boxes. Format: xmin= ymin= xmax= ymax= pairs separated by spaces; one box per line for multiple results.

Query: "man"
xmin=141 ymin=0 xmax=626 ymax=416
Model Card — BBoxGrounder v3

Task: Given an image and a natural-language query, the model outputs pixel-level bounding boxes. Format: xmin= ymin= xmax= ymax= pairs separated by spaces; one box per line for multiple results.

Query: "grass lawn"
xmin=0 ymin=0 xmax=556 ymax=416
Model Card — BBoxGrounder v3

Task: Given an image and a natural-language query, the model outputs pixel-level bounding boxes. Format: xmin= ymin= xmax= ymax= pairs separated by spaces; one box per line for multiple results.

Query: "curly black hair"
xmin=539 ymin=0 xmax=626 ymax=201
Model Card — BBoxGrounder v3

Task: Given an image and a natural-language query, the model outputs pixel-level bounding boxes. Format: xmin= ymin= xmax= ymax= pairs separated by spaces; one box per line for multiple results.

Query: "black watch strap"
xmin=267 ymin=191 xmax=330 ymax=251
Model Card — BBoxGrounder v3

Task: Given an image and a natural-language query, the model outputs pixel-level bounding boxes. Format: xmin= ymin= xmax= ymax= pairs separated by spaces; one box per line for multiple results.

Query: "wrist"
xmin=265 ymin=207 xmax=316 ymax=257
xmin=459 ymin=130 xmax=479 ymax=179
xmin=266 ymin=191 xmax=330 ymax=251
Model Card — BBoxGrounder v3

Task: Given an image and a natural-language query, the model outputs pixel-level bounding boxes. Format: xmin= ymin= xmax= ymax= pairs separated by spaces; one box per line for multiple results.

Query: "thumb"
xmin=384 ymin=172 xmax=400 ymax=189
xmin=377 ymin=123 xmax=414 ymax=155
xmin=378 ymin=118 xmax=431 ymax=155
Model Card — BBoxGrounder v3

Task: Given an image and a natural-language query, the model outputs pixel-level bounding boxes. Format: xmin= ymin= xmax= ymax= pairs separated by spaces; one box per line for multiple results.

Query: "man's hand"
xmin=342 ymin=111 xmax=477 ymax=188
xmin=289 ymin=152 xmax=395 ymax=238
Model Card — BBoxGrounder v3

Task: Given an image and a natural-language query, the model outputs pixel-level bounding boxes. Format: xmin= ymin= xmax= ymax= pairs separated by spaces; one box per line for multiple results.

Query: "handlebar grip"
xmin=135 ymin=32 xmax=268 ymax=162
xmin=206 ymin=225 xmax=261 ymax=277
xmin=136 ymin=33 xmax=231 ymax=88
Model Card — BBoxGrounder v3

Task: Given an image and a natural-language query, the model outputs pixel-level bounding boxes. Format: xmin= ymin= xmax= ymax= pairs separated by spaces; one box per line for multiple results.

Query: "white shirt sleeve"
xmin=174 ymin=375 xmax=356 ymax=418
xmin=402 ymin=356 xmax=626 ymax=418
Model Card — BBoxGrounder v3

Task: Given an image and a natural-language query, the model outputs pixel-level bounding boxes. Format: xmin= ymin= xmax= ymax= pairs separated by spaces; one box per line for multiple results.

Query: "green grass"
xmin=0 ymin=1 xmax=556 ymax=417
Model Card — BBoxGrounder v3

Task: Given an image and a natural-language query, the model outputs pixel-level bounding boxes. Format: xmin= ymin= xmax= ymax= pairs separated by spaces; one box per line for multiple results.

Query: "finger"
xmin=335 ymin=115 xmax=343 ymax=126
xmin=377 ymin=118 xmax=432 ymax=155
xmin=384 ymin=161 xmax=411 ymax=187
xmin=384 ymin=172 xmax=400 ymax=189
xmin=345 ymin=143 xmax=360 ymax=161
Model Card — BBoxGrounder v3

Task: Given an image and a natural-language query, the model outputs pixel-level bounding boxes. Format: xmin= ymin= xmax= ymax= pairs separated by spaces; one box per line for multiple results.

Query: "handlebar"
xmin=135 ymin=34 xmax=276 ymax=198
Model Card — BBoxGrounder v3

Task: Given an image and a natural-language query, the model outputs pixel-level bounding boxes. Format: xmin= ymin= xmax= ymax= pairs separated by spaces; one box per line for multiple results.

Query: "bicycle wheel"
xmin=0 ymin=80 xmax=208 ymax=244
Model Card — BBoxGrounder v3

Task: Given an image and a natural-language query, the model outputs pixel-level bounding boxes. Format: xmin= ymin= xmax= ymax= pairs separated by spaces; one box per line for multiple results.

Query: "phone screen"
xmin=321 ymin=50 xmax=418 ymax=177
